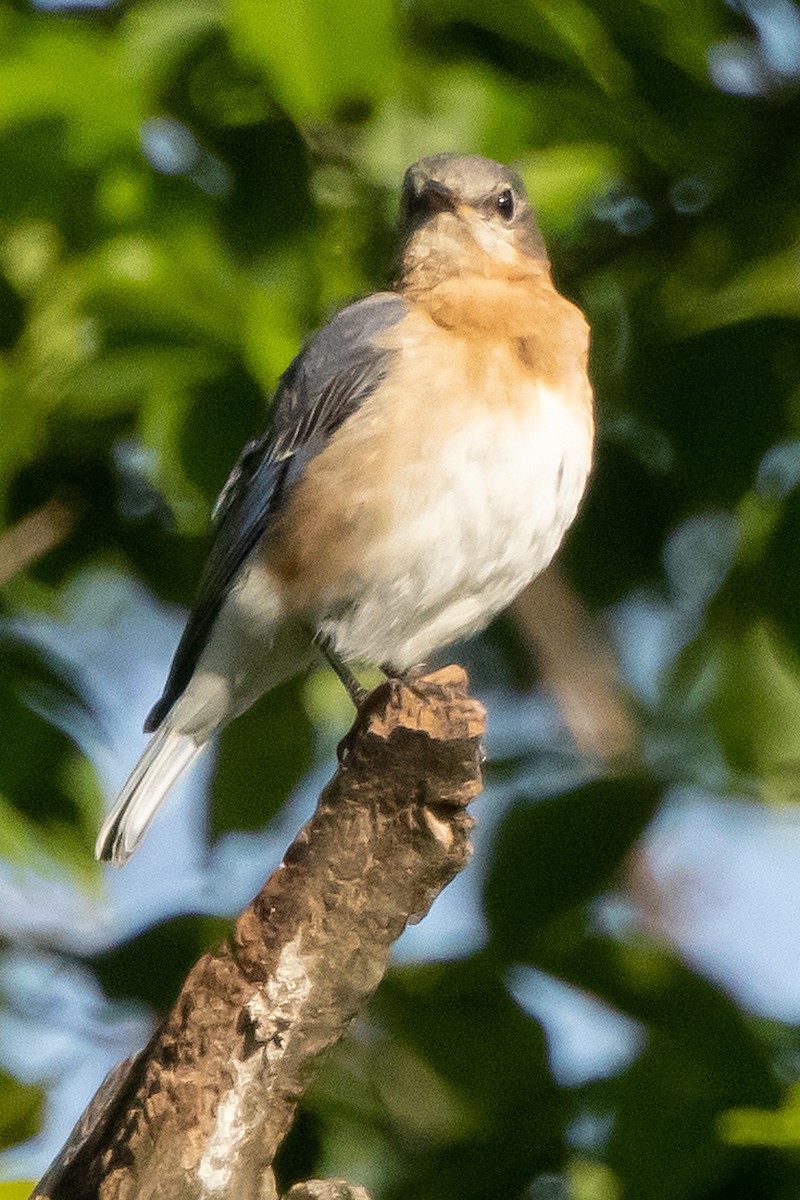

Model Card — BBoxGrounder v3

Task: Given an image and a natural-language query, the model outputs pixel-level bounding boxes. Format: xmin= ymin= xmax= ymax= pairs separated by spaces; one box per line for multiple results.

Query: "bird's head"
xmin=398 ymin=154 xmax=549 ymax=293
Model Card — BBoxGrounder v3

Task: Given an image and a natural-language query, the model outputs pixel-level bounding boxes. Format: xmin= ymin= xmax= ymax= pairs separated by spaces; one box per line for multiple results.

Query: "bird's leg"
xmin=316 ymin=633 xmax=368 ymax=707
xmin=381 ymin=662 xmax=428 ymax=698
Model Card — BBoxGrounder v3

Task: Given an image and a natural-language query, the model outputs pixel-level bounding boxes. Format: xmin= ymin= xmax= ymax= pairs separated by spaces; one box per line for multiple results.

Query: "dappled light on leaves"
xmin=2 ymin=0 xmax=800 ymax=1197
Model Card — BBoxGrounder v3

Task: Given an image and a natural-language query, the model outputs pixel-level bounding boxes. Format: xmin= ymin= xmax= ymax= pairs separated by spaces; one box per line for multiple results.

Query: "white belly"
xmin=320 ymin=382 xmax=592 ymax=669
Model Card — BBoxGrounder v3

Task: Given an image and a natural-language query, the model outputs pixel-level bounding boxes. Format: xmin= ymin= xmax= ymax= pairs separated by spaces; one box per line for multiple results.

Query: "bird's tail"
xmin=95 ymin=726 xmax=203 ymax=866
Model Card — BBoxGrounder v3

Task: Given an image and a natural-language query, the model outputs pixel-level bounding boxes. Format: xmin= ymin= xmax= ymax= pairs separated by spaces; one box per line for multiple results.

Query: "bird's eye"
xmin=496 ymin=189 xmax=515 ymax=220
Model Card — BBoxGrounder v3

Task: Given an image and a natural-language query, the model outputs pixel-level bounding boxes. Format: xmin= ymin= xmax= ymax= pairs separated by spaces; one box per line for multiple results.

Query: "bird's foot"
xmin=381 ymin=662 xmax=428 ymax=700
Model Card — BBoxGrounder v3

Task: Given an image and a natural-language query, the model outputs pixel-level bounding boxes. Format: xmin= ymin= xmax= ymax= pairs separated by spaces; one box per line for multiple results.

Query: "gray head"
xmin=399 ymin=153 xmax=547 ymax=264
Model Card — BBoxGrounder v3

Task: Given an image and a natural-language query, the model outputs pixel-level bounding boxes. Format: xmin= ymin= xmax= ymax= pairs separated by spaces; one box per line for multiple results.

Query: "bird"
xmin=96 ymin=153 xmax=594 ymax=866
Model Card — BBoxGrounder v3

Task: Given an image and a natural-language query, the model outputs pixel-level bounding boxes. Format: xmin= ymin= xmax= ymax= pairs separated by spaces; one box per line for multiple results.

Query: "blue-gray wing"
xmin=145 ymin=291 xmax=410 ymax=731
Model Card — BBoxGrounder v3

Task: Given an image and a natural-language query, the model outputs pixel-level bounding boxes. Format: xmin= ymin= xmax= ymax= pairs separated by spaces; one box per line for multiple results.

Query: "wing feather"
xmin=145 ymin=291 xmax=409 ymax=731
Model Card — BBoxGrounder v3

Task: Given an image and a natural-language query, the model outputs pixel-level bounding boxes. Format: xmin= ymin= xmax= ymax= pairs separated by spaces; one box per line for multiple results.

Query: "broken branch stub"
xmin=32 ymin=665 xmax=485 ymax=1200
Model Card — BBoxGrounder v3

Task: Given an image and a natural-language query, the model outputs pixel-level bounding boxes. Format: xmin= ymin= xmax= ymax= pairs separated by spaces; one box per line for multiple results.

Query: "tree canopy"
xmin=3 ymin=0 xmax=800 ymax=1197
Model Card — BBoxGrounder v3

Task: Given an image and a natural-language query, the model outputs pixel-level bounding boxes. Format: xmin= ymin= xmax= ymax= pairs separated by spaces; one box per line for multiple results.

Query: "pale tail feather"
xmin=95 ymin=728 xmax=203 ymax=866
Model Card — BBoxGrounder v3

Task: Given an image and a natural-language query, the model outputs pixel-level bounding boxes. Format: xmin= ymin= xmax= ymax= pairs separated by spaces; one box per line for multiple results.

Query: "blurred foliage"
xmin=0 ymin=633 xmax=100 ymax=879
xmin=88 ymin=912 xmax=233 ymax=1011
xmin=0 ymin=1073 xmax=40 ymax=1155
xmin=0 ymin=1184 xmax=37 ymax=1200
xmin=3 ymin=0 xmax=800 ymax=1197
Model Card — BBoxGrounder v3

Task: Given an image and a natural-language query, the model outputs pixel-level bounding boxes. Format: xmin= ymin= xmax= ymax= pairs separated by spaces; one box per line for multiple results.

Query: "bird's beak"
xmin=418 ymin=178 xmax=458 ymax=214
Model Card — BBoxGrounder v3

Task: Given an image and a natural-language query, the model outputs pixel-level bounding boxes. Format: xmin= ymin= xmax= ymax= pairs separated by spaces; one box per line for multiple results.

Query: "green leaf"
xmin=84 ymin=226 xmax=242 ymax=349
xmin=519 ymin=142 xmax=623 ymax=233
xmin=228 ymin=0 xmax=400 ymax=121
xmin=121 ymin=0 xmax=224 ymax=94
xmin=0 ymin=1185 xmax=38 ymax=1200
xmin=376 ymin=960 xmax=559 ymax=1130
xmin=603 ymin=1033 xmax=735 ymax=1200
xmin=721 ymin=1083 xmax=800 ymax=1149
xmin=59 ymin=347 xmax=221 ymax=419
xmin=89 ymin=913 xmax=232 ymax=1012
xmin=485 ymin=775 xmax=662 ymax=960
xmin=760 ymin=488 xmax=800 ymax=660
xmin=0 ymin=369 xmax=47 ymax=523
xmin=555 ymin=939 xmax=779 ymax=1198
xmin=210 ymin=679 xmax=313 ymax=839
xmin=0 ymin=634 xmax=101 ymax=881
xmin=708 ymin=622 xmax=800 ymax=804
xmin=360 ymin=61 xmax=539 ymax=190
xmin=363 ymin=958 xmax=565 ymax=1200
xmin=0 ymin=26 xmax=139 ymax=164
xmin=0 ymin=1070 xmax=42 ymax=1153
xmin=668 ymin=235 xmax=800 ymax=333
xmin=551 ymin=937 xmax=776 ymax=1106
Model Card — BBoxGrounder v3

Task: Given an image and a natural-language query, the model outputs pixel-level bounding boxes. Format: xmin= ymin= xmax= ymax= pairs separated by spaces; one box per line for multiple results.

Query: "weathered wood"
xmin=32 ymin=666 xmax=485 ymax=1200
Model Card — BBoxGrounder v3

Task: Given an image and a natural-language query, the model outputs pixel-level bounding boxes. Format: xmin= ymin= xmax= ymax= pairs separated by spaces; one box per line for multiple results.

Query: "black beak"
xmin=418 ymin=178 xmax=458 ymax=214
xmin=402 ymin=177 xmax=460 ymax=226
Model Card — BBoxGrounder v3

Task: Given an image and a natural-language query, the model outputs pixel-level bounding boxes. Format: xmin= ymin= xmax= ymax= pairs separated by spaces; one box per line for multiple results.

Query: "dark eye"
xmin=496 ymin=189 xmax=515 ymax=220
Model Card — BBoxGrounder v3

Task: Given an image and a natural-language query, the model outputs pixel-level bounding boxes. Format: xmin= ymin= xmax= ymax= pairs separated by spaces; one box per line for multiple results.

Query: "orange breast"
xmin=265 ymin=289 xmax=593 ymax=614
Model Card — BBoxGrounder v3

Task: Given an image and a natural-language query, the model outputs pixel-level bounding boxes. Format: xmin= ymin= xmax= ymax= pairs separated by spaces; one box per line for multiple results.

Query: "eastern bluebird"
xmin=96 ymin=153 xmax=594 ymax=865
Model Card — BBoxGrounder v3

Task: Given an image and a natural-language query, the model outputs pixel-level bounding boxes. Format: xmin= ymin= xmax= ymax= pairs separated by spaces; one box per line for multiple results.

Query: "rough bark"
xmin=31 ymin=666 xmax=485 ymax=1200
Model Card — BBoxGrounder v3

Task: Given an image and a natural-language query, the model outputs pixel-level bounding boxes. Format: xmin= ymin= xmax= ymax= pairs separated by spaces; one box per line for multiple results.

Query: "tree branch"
xmin=32 ymin=666 xmax=485 ymax=1200
xmin=512 ymin=566 xmax=637 ymax=763
xmin=0 ymin=498 xmax=76 ymax=586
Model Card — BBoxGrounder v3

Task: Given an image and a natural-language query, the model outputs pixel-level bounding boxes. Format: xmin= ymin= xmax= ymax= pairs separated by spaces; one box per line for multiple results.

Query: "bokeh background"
xmin=3 ymin=0 xmax=800 ymax=1196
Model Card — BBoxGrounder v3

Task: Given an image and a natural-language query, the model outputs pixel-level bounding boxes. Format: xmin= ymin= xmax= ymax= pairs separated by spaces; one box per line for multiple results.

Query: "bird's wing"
xmin=144 ymin=291 xmax=410 ymax=731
